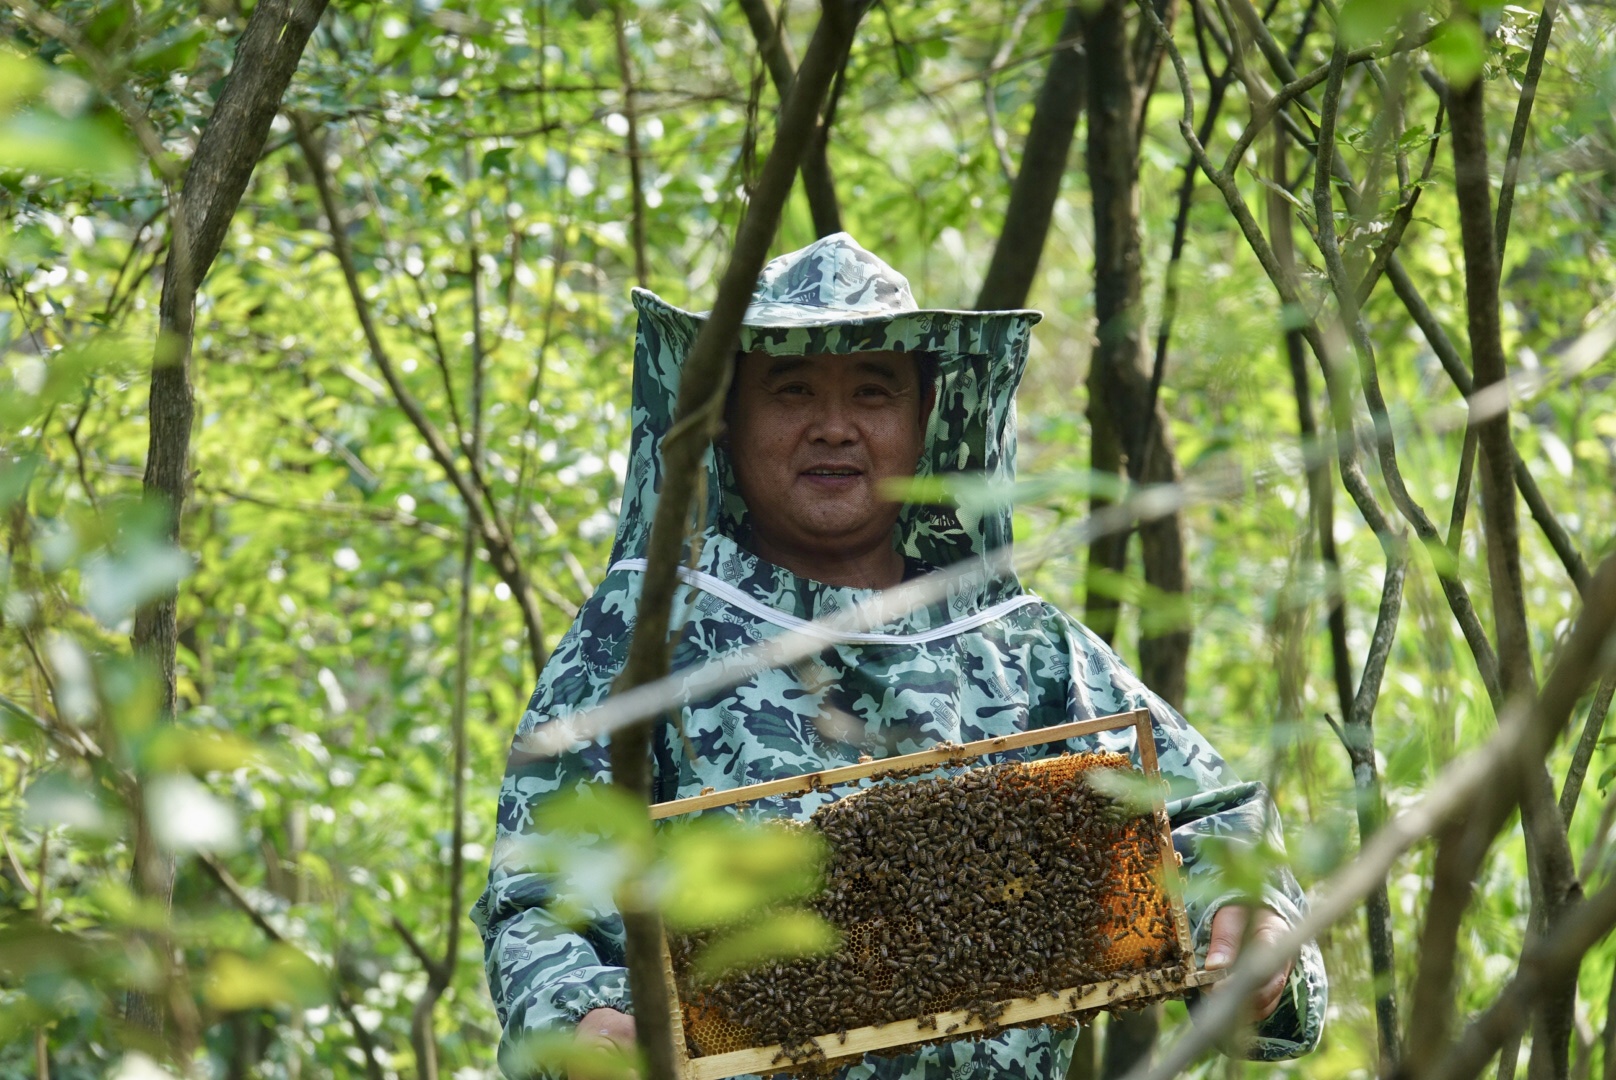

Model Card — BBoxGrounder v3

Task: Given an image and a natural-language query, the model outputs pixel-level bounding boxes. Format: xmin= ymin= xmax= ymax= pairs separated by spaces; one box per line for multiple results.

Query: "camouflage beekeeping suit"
xmin=472 ymin=234 xmax=1327 ymax=1078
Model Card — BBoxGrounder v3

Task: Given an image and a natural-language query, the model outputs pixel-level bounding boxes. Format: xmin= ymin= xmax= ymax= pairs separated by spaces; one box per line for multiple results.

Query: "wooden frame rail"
xmin=651 ymin=709 xmax=1151 ymax=820
xmin=681 ymin=969 xmax=1224 ymax=1080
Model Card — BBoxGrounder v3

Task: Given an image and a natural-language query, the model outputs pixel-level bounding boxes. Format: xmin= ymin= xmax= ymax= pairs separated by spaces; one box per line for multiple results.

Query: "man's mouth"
xmin=801 ymin=467 xmax=862 ymax=478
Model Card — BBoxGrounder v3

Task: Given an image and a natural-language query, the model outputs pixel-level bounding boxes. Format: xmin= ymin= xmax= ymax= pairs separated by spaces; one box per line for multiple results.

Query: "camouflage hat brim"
xmin=630 ymin=288 xmax=1041 ymax=362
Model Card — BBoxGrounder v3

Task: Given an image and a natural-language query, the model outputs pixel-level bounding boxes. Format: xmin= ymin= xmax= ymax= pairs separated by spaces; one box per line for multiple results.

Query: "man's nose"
xmin=806 ymin=397 xmax=858 ymax=443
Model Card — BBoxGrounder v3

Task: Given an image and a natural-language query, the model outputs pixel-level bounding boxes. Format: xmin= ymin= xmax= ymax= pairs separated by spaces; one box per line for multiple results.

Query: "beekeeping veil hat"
xmin=612 ymin=232 xmax=1041 ymax=598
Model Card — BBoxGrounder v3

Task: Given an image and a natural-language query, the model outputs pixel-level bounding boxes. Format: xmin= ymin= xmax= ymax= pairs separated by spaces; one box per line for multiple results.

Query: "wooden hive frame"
xmin=650 ymin=708 xmax=1221 ymax=1080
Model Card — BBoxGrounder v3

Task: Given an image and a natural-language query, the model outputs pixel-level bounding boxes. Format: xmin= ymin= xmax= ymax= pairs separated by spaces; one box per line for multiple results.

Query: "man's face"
xmin=726 ymin=350 xmax=931 ymax=570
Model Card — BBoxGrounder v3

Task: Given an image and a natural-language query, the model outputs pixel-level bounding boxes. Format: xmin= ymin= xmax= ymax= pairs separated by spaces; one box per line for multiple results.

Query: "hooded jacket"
xmin=472 ymin=235 xmax=1326 ymax=1078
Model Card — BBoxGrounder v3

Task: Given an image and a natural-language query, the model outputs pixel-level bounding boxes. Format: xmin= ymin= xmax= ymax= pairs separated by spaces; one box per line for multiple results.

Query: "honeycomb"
xmin=668 ymin=751 xmax=1184 ymax=1065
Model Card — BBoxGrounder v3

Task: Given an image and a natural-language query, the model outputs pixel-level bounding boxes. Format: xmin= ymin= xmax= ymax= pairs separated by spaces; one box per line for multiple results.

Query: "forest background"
xmin=2 ymin=0 xmax=1615 ymax=1077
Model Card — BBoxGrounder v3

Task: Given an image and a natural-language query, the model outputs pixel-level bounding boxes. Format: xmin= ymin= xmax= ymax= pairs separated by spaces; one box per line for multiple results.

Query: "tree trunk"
xmin=1083 ymin=0 xmax=1190 ymax=710
xmin=975 ymin=5 xmax=1087 ymax=312
xmin=125 ymin=0 xmax=332 ymax=1039
xmin=736 ymin=0 xmax=844 ymax=237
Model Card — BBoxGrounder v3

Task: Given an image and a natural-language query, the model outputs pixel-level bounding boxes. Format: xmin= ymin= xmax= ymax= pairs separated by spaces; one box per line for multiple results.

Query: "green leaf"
xmin=130 ymin=24 xmax=208 ymax=76
xmin=1430 ymin=19 xmax=1487 ymax=87
xmin=1337 ymin=0 xmax=1421 ymax=46
xmin=22 ymin=771 xmax=118 ymax=835
xmin=85 ymin=1 xmax=136 ymax=49
xmin=0 ymin=111 xmax=136 ymax=180
xmin=0 ymin=454 xmax=39 ymax=511
xmin=503 ymin=1031 xmax=642 ymax=1080
xmin=691 ymin=910 xmax=840 ymax=982
xmin=141 ymin=728 xmax=261 ymax=774
xmin=146 ymin=774 xmax=241 ymax=854
xmin=658 ymin=817 xmax=826 ymax=930
xmin=482 ymin=147 xmax=514 ymax=174
xmin=0 ymin=48 xmax=47 ymax=112
xmin=203 ymin=946 xmax=327 ymax=1011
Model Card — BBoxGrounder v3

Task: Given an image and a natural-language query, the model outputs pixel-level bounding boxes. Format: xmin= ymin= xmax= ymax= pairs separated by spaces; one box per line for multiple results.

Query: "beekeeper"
xmin=472 ymin=234 xmax=1326 ymax=1078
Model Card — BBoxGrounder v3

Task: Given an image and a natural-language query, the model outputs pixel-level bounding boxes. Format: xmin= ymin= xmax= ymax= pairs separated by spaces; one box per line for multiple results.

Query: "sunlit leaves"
xmin=203 ymin=945 xmax=326 ymax=1010
xmin=0 ymin=48 xmax=134 ymax=180
xmin=22 ymin=768 xmax=118 ymax=834
xmin=689 ymin=909 xmax=841 ymax=983
xmin=658 ymin=816 xmax=827 ymax=929
xmin=0 ymin=0 xmax=1614 ymax=1072
xmin=1428 ymin=19 xmax=1487 ymax=87
xmin=525 ymin=782 xmax=828 ymax=931
xmin=503 ymin=1030 xmax=643 ymax=1080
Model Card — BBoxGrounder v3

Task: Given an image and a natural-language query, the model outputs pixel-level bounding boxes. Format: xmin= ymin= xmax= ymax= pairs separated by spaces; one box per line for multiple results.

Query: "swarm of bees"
xmin=668 ymin=751 xmax=1185 ymax=1068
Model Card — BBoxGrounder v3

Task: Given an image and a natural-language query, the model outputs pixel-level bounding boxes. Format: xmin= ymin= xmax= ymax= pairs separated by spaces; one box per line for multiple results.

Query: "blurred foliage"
xmin=0 ymin=0 xmax=1614 ymax=1076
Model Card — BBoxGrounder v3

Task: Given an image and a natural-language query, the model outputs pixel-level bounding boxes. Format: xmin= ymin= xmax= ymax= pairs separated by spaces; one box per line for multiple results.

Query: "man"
xmin=472 ymin=234 xmax=1326 ymax=1078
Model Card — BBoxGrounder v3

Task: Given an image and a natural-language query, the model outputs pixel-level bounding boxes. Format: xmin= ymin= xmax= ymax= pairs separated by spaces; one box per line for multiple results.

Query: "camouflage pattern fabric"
xmin=472 ymin=234 xmax=1327 ymax=1078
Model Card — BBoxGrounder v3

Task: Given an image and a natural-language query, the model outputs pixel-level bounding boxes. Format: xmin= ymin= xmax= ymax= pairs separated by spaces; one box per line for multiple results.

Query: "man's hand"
xmin=1204 ymin=905 xmax=1293 ymax=1022
xmin=569 ymin=1008 xmax=638 ymax=1080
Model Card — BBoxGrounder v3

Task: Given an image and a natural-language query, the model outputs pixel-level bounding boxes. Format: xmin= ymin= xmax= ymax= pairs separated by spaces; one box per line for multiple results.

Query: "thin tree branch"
xmin=975 ymin=4 xmax=1086 ymax=311
xmin=1560 ymin=677 xmax=1616 ymax=828
xmin=1143 ymin=0 xmax=1232 ymax=483
xmin=1384 ymin=255 xmax=1592 ymax=595
xmin=1208 ymin=0 xmax=1511 ymax=712
xmin=391 ymin=914 xmax=442 ymax=979
xmin=1423 ymin=868 xmax=1616 ymax=1080
xmin=199 ymin=854 xmax=386 ymax=1080
xmin=1220 ymin=0 xmax=1591 ymax=602
xmin=1406 ymin=62 xmax=1582 ymax=1080
xmin=293 ymin=115 xmax=551 ymax=677
xmin=1495 ymin=0 xmax=1561 ymax=265
xmin=735 ymin=0 xmax=844 ymax=237
xmin=607 ymin=5 xmax=862 ymax=1078
xmin=1305 ymin=36 xmax=1405 ymax=1071
xmin=1127 ymin=552 xmax=1616 ymax=1080
xmin=614 ymin=6 xmax=650 ymax=285
xmin=1446 ymin=426 xmax=1478 ymax=552
xmin=1356 ymin=98 xmax=1445 ymax=305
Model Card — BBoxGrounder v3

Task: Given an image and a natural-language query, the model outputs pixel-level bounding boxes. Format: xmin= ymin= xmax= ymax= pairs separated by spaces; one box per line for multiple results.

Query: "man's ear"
xmin=919 ymin=377 xmax=938 ymax=430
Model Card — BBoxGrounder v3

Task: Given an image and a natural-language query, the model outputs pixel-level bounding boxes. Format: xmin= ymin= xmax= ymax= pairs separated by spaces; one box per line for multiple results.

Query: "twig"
xmin=1423 ymin=869 xmax=1616 ymax=1080
xmin=293 ymin=115 xmax=550 ymax=677
xmin=1559 ymin=677 xmax=1616 ymax=827
xmin=1125 ymin=554 xmax=1616 ymax=1080
xmin=1495 ymin=0 xmax=1561 ymax=265
xmin=199 ymin=854 xmax=386 ymax=1080
xmin=391 ymin=914 xmax=442 ymax=978
xmin=197 ymin=483 xmax=456 ymax=542
xmin=974 ymin=4 xmax=1087 ymax=312
xmin=1403 ymin=65 xmax=1584 ymax=1072
xmin=1383 ymin=256 xmax=1591 ymax=593
xmin=1213 ymin=1 xmax=1511 ymax=711
xmin=606 ymin=6 xmax=863 ymax=1078
xmin=1141 ymin=0 xmax=1232 ymax=482
xmin=1446 ymin=426 xmax=1477 ymax=552
xmin=735 ymin=0 xmax=844 ymax=236
xmin=401 ymin=173 xmax=487 ymax=1080
xmin=1235 ymin=0 xmax=1590 ymax=607
xmin=614 ymin=6 xmax=650 ymax=285
xmin=981 ymin=0 xmax=1045 ymax=184
xmin=1220 ymin=33 xmax=1433 ymax=174
xmin=3 ymin=0 xmax=182 ymax=182
xmin=1356 ymin=98 xmax=1446 ymax=305
xmin=1308 ymin=37 xmax=1406 ymax=1071
xmin=0 ymin=822 xmax=38 ymax=898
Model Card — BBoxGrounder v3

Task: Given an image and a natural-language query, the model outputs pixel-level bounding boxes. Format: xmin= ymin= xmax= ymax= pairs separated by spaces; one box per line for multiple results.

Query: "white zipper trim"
xmin=607 ymin=558 xmax=1044 ymax=645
